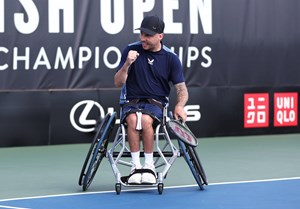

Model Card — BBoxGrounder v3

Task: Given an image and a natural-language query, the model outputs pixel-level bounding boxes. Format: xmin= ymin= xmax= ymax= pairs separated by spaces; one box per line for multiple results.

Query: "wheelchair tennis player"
xmin=114 ymin=15 xmax=189 ymax=185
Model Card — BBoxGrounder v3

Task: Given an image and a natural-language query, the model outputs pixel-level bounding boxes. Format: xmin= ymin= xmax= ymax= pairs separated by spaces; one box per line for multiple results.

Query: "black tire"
xmin=179 ymin=140 xmax=207 ymax=190
xmin=158 ymin=183 xmax=164 ymax=195
xmin=78 ymin=112 xmax=116 ymax=191
xmin=115 ymin=183 xmax=121 ymax=195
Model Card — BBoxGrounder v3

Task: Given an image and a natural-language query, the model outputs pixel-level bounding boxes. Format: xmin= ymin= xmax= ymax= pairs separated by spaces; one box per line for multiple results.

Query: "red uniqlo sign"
xmin=244 ymin=93 xmax=269 ymax=128
xmin=274 ymin=92 xmax=298 ymax=127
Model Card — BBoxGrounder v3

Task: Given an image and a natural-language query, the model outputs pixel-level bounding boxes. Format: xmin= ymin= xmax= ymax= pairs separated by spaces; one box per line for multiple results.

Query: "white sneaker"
xmin=141 ymin=163 xmax=157 ymax=184
xmin=127 ymin=162 xmax=142 ymax=184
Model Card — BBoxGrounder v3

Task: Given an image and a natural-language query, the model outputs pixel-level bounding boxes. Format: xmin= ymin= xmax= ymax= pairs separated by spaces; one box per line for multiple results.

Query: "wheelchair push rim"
xmin=78 ymin=112 xmax=116 ymax=191
xmin=167 ymin=119 xmax=198 ymax=147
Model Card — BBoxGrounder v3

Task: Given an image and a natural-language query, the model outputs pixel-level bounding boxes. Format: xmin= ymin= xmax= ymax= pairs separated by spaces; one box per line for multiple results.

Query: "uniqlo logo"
xmin=274 ymin=92 xmax=298 ymax=127
xmin=244 ymin=93 xmax=269 ymax=128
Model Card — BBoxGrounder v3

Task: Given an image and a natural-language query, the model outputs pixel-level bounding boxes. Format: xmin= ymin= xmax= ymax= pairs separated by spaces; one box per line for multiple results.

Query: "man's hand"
xmin=126 ymin=50 xmax=139 ymax=66
xmin=174 ymin=105 xmax=187 ymax=122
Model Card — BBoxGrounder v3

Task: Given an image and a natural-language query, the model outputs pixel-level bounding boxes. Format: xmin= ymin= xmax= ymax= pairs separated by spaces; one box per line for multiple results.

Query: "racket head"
xmin=167 ymin=120 xmax=198 ymax=147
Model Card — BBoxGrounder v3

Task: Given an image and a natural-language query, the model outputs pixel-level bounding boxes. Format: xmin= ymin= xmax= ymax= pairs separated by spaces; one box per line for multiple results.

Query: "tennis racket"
xmin=167 ymin=118 xmax=198 ymax=147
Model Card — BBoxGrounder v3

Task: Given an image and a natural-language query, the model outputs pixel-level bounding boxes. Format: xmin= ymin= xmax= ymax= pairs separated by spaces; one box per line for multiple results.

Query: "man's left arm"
xmin=174 ymin=82 xmax=189 ymax=121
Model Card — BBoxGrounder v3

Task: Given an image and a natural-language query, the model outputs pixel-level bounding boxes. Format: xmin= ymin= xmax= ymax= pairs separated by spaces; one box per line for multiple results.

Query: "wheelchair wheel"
xmin=115 ymin=183 xmax=121 ymax=195
xmin=78 ymin=112 xmax=116 ymax=191
xmin=158 ymin=183 xmax=164 ymax=195
xmin=179 ymin=140 xmax=208 ymax=190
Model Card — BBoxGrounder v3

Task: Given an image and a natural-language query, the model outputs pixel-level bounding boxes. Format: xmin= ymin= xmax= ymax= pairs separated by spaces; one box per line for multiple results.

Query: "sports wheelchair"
xmin=78 ymin=99 xmax=207 ymax=195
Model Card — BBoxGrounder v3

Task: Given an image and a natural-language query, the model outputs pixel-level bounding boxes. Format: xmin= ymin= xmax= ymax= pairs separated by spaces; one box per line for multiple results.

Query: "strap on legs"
xmin=136 ymin=112 xmax=142 ymax=130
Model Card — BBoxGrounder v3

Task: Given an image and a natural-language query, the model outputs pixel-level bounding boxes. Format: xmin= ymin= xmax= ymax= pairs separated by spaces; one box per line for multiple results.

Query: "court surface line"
xmin=0 ymin=205 xmax=31 ymax=209
xmin=1 ymin=176 xmax=300 ymax=202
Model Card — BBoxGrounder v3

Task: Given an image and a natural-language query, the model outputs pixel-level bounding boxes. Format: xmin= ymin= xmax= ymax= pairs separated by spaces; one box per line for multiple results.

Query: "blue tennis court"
xmin=1 ymin=178 xmax=299 ymax=209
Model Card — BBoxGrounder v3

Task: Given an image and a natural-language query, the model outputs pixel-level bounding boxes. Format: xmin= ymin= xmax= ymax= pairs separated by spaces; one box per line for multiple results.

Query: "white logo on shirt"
xmin=147 ymin=58 xmax=154 ymax=65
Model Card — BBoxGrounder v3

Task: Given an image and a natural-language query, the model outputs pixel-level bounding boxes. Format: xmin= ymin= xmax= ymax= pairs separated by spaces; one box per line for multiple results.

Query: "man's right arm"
xmin=114 ymin=64 xmax=130 ymax=87
xmin=114 ymin=50 xmax=139 ymax=87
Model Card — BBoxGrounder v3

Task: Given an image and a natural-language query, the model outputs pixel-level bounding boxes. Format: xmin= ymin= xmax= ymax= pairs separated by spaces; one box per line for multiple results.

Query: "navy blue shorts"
xmin=121 ymin=102 xmax=163 ymax=123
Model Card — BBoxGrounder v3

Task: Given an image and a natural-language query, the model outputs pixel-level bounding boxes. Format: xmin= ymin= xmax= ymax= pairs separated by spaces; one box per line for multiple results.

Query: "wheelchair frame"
xmin=79 ymin=111 xmax=207 ymax=194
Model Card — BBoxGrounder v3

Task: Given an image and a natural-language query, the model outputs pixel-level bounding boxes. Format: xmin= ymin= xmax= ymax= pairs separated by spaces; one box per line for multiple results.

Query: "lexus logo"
xmin=70 ymin=100 xmax=105 ymax=132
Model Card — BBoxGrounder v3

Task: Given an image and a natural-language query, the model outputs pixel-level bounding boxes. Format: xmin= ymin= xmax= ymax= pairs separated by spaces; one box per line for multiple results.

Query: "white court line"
xmin=1 ymin=176 xmax=300 ymax=203
xmin=0 ymin=205 xmax=30 ymax=209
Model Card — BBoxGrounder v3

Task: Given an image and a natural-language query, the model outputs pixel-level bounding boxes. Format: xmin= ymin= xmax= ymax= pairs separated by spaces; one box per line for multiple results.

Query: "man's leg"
xmin=127 ymin=114 xmax=155 ymax=165
xmin=126 ymin=113 xmax=140 ymax=153
xmin=126 ymin=114 xmax=142 ymax=183
xmin=125 ymin=111 xmax=157 ymax=184
xmin=141 ymin=115 xmax=156 ymax=184
xmin=141 ymin=114 xmax=154 ymax=153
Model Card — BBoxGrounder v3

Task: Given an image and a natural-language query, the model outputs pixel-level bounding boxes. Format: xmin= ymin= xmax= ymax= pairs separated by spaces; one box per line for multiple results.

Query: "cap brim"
xmin=135 ymin=27 xmax=156 ymax=36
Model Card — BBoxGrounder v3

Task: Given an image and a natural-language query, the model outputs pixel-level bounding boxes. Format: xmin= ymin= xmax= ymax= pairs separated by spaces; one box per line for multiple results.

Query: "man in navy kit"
xmin=114 ymin=15 xmax=189 ymax=184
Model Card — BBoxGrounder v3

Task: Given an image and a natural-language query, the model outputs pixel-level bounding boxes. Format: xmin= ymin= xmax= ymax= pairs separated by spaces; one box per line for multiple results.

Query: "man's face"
xmin=140 ymin=32 xmax=163 ymax=52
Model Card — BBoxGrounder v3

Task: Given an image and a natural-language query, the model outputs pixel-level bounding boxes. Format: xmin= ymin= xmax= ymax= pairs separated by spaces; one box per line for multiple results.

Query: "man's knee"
xmin=126 ymin=114 xmax=137 ymax=127
xmin=141 ymin=115 xmax=154 ymax=129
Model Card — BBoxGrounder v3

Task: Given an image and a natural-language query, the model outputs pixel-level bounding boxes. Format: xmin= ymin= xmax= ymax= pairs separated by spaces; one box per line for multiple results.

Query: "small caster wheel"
xmin=115 ymin=183 xmax=121 ymax=195
xmin=158 ymin=183 xmax=164 ymax=195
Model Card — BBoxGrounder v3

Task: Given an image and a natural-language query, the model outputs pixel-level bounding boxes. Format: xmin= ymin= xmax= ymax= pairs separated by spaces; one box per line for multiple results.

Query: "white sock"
xmin=131 ymin=151 xmax=141 ymax=167
xmin=144 ymin=152 xmax=154 ymax=166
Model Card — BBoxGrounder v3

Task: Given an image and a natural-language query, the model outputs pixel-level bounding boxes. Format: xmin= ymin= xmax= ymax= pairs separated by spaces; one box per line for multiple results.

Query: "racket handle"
xmin=178 ymin=116 xmax=184 ymax=124
xmin=168 ymin=111 xmax=174 ymax=119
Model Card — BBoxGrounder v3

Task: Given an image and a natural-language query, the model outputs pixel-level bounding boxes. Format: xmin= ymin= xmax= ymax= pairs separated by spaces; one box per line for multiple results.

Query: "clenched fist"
xmin=126 ymin=50 xmax=139 ymax=66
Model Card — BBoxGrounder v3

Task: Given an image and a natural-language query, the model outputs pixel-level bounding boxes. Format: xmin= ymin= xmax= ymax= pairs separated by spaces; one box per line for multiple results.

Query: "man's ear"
xmin=159 ymin=33 xmax=164 ymax=40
